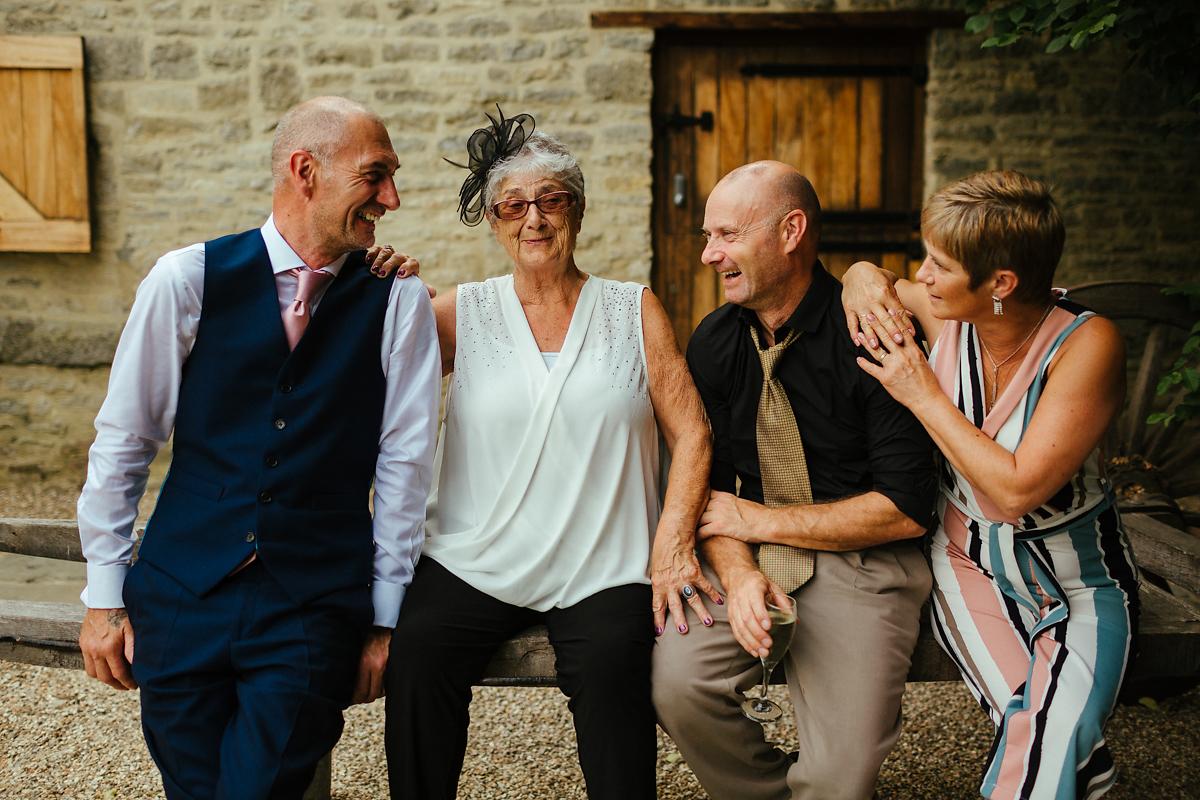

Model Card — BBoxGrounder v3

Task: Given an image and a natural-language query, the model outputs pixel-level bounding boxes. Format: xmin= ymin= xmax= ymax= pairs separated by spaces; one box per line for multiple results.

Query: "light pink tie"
xmin=282 ymin=267 xmax=334 ymax=350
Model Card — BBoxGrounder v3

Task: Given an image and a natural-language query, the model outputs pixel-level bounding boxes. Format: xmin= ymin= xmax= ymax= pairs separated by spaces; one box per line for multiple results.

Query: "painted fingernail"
xmin=655 ymin=626 xmax=663 ymax=636
xmin=703 ymin=617 xmax=713 ymax=626
xmin=716 ymin=596 xmax=724 ymax=605
xmin=893 ymin=333 xmax=903 ymax=343
xmin=678 ymin=624 xmax=688 ymax=633
xmin=398 ymin=270 xmax=407 ymax=278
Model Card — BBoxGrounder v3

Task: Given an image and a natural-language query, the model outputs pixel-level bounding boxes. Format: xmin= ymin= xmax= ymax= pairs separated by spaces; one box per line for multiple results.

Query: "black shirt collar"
xmin=736 ymin=260 xmax=835 ymax=342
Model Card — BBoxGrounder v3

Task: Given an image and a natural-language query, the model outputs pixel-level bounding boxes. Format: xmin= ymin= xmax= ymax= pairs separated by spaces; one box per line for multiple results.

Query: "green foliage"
xmin=1147 ymin=285 xmax=1200 ymax=428
xmin=960 ymin=1 xmax=1200 ymax=109
xmin=963 ymin=0 xmax=1122 ymax=51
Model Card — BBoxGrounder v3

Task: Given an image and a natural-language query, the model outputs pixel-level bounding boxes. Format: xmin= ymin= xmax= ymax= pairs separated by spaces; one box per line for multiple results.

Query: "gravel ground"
xmin=1 ymin=664 xmax=1198 ymax=799
xmin=3 ymin=489 xmax=1199 ymax=798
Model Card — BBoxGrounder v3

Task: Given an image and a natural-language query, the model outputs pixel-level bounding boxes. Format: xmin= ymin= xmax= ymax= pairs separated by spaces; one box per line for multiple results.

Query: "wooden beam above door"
xmin=592 ymin=11 xmax=965 ymax=31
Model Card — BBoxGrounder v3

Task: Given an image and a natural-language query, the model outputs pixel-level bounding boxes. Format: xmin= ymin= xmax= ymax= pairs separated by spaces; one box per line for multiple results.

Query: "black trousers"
xmin=384 ymin=557 xmax=656 ymax=800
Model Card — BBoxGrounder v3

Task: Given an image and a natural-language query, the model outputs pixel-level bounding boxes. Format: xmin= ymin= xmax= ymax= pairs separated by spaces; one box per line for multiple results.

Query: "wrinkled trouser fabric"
xmin=653 ymin=541 xmax=931 ymax=800
xmin=930 ymin=500 xmax=1139 ymax=800
xmin=127 ymin=559 xmax=365 ymax=800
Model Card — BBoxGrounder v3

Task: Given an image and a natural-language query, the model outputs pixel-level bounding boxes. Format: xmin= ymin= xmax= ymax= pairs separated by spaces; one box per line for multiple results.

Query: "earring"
xmin=992 ymin=295 xmax=1004 ymax=316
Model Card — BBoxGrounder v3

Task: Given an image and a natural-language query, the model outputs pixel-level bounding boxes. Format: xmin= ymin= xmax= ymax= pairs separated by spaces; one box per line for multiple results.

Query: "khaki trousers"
xmin=652 ymin=541 xmax=932 ymax=800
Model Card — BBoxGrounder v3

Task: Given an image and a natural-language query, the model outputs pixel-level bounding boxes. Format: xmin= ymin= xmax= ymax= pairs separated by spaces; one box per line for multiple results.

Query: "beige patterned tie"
xmin=752 ymin=327 xmax=815 ymax=593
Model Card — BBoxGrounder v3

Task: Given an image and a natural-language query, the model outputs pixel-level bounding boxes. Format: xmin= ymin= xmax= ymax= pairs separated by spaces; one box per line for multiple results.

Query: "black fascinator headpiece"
xmin=445 ymin=106 xmax=536 ymax=226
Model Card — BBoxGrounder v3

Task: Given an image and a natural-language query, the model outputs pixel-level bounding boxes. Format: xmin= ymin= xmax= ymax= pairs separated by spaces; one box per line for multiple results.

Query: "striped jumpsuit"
xmin=927 ymin=298 xmax=1140 ymax=800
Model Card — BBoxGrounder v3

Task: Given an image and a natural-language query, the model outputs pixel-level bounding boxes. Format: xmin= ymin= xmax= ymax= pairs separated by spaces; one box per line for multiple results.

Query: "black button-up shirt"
xmin=686 ymin=264 xmax=936 ymax=526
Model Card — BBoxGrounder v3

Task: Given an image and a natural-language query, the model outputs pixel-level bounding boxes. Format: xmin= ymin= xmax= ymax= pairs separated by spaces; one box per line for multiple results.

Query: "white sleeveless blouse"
xmin=422 ymin=274 xmax=660 ymax=610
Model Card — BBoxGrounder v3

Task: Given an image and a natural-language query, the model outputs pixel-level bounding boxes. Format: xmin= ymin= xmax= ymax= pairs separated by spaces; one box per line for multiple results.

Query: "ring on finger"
xmin=681 ymin=584 xmax=695 ymax=600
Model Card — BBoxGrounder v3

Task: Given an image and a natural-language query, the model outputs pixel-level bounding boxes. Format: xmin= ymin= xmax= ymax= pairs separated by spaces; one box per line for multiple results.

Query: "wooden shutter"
xmin=0 ymin=36 xmax=90 ymax=253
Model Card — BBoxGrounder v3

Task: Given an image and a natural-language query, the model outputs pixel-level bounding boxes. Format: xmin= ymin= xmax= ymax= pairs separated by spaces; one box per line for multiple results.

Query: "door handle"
xmin=672 ymin=173 xmax=687 ymax=208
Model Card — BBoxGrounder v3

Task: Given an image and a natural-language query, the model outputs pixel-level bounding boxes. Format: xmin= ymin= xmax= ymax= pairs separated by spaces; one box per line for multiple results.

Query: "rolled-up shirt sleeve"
xmin=370 ymin=277 xmax=442 ymax=628
xmin=77 ymin=245 xmax=204 ymax=608
xmin=859 ymin=368 xmax=937 ymax=527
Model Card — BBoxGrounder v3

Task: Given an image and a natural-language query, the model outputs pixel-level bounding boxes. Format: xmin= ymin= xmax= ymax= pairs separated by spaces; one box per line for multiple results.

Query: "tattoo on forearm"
xmin=106 ymin=610 xmax=128 ymax=628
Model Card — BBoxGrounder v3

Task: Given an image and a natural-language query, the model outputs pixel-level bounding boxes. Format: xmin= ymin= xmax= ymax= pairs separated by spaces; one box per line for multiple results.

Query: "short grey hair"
xmin=271 ymin=96 xmax=380 ymax=186
xmin=483 ymin=131 xmax=586 ymax=216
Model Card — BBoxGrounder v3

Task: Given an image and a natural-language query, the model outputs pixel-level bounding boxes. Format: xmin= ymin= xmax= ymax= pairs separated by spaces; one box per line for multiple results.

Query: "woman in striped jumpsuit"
xmin=842 ymin=170 xmax=1139 ymax=799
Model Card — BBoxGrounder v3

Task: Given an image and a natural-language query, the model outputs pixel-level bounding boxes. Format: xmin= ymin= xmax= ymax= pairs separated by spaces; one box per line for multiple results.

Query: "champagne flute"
xmin=741 ymin=594 xmax=797 ymax=723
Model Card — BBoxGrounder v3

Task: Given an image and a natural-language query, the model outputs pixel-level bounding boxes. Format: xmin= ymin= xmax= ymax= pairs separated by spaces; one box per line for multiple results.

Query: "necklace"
xmin=977 ymin=303 xmax=1055 ymax=409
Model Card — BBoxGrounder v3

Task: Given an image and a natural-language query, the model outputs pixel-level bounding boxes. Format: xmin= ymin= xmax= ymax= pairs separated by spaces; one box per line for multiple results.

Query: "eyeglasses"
xmin=491 ymin=191 xmax=575 ymax=220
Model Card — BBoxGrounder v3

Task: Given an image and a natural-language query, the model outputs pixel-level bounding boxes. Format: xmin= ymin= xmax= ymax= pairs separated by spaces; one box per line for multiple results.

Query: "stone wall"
xmin=925 ymin=31 xmax=1199 ymax=286
xmin=1 ymin=0 xmax=1197 ymax=491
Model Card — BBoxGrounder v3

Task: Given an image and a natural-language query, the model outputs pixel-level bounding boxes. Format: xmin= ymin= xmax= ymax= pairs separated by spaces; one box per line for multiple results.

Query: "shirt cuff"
xmin=82 ymin=562 xmax=131 ymax=609
xmin=371 ymin=580 xmax=407 ymax=628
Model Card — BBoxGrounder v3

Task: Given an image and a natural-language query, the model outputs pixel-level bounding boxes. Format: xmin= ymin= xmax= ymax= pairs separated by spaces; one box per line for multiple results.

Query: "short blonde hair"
xmin=921 ymin=170 xmax=1064 ymax=305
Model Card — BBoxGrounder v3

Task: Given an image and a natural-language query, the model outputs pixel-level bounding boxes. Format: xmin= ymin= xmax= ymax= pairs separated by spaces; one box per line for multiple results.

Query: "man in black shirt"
xmin=652 ymin=161 xmax=936 ymax=800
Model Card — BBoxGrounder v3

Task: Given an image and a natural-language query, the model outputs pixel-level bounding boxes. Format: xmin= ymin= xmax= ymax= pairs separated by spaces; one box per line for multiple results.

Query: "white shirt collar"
xmin=261 ymin=214 xmax=349 ymax=277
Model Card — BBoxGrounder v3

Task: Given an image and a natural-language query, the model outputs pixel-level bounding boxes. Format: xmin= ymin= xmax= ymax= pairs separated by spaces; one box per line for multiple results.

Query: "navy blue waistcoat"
xmin=139 ymin=229 xmax=391 ymax=610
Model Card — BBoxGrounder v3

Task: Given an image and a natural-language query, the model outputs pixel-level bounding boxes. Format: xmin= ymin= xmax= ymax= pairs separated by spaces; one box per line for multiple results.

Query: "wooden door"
xmin=652 ymin=30 xmax=926 ymax=346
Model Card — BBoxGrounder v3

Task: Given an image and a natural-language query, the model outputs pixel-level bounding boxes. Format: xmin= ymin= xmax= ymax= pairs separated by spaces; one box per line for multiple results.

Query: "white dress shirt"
xmin=77 ymin=216 xmax=442 ymax=628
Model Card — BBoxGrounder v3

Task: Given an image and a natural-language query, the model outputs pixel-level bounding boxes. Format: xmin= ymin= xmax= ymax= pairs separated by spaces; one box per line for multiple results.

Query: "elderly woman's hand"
xmin=842 ymin=261 xmax=913 ymax=350
xmin=855 ymin=322 xmax=941 ymax=412
xmin=365 ymin=245 xmax=436 ymax=297
xmin=651 ymin=534 xmax=721 ymax=636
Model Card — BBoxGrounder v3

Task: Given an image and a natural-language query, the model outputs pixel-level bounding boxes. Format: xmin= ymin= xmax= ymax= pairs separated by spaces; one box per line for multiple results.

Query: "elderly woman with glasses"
xmin=382 ymin=110 xmax=716 ymax=800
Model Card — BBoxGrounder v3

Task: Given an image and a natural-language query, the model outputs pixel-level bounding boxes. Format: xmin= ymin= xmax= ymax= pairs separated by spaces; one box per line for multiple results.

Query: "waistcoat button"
xmin=274 ymin=419 xmax=286 ymax=430
xmin=258 ymin=491 xmax=272 ymax=504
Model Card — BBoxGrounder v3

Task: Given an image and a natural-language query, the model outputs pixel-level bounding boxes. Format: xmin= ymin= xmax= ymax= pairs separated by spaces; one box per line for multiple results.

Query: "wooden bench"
xmin=5 ymin=513 xmax=1198 ymax=684
xmin=3 ymin=513 xmax=1199 ymax=799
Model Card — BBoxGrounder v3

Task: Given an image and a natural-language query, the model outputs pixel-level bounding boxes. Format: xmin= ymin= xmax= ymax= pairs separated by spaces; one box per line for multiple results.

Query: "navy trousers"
xmin=124 ymin=559 xmax=367 ymax=800
xmin=384 ymin=557 xmax=657 ymax=800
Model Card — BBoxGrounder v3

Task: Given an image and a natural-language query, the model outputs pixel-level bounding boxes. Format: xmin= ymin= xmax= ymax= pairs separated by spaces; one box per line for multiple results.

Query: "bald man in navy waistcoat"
xmin=76 ymin=96 xmax=441 ymax=798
